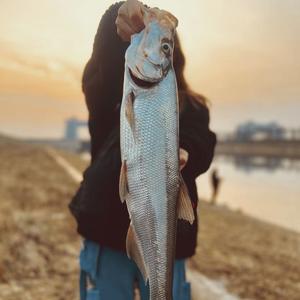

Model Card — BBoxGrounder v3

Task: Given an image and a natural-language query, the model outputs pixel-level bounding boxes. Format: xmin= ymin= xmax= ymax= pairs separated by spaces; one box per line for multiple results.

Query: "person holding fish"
xmin=69 ymin=0 xmax=216 ymax=299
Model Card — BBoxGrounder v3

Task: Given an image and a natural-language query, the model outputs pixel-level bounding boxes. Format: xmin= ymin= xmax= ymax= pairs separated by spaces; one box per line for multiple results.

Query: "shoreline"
xmin=199 ymin=199 xmax=300 ymax=236
xmin=216 ymin=140 xmax=300 ymax=159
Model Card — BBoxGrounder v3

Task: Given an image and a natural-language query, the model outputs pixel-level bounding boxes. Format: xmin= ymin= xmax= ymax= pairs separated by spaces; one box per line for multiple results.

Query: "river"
xmin=196 ymin=155 xmax=300 ymax=232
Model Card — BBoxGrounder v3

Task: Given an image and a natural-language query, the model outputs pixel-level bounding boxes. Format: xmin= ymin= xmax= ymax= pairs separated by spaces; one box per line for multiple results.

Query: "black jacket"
xmin=69 ymin=2 xmax=216 ymax=259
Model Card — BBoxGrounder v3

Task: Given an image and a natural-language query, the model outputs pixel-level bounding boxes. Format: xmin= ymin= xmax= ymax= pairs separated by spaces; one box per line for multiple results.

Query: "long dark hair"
xmin=173 ymin=33 xmax=207 ymax=107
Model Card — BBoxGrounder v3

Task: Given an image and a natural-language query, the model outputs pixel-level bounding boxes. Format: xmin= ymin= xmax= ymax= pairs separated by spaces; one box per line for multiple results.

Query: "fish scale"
xmin=120 ymin=15 xmax=194 ymax=300
xmin=121 ymin=69 xmax=178 ymax=299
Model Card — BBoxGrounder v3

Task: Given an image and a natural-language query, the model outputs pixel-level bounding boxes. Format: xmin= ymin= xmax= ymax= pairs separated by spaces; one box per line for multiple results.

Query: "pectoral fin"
xmin=125 ymin=92 xmax=135 ymax=135
xmin=126 ymin=223 xmax=148 ymax=283
xmin=178 ymin=175 xmax=195 ymax=224
xmin=119 ymin=160 xmax=129 ymax=203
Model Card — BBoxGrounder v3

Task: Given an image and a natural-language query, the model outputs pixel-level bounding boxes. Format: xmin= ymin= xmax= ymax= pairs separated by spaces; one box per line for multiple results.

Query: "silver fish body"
xmin=119 ymin=17 xmax=194 ymax=300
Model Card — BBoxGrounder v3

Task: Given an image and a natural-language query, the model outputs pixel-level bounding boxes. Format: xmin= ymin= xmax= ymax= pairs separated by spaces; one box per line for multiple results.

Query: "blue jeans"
xmin=79 ymin=239 xmax=191 ymax=300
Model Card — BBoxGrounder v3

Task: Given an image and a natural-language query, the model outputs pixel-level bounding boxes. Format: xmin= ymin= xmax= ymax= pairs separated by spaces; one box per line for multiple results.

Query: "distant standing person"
xmin=210 ymin=168 xmax=221 ymax=205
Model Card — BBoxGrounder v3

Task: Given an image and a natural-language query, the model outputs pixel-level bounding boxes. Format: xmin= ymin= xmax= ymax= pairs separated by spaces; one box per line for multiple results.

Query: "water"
xmin=196 ymin=155 xmax=300 ymax=233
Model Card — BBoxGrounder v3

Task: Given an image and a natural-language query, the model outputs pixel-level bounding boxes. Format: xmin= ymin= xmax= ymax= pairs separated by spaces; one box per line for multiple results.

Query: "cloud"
xmin=0 ymin=42 xmax=82 ymax=100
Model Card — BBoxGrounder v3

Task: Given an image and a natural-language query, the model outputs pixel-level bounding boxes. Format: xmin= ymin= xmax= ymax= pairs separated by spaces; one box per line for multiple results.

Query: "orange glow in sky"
xmin=0 ymin=0 xmax=299 ymax=137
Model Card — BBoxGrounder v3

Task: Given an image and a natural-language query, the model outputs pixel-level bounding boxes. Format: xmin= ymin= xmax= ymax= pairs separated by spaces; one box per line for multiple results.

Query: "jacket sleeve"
xmin=82 ymin=2 xmax=128 ymax=161
xmin=179 ymin=95 xmax=217 ymax=179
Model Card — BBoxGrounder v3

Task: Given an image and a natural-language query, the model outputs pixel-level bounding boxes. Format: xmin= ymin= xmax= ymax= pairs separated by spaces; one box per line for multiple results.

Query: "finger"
xmin=117 ymin=29 xmax=129 ymax=42
xmin=116 ymin=17 xmax=135 ymax=41
xmin=179 ymin=148 xmax=188 ymax=170
xmin=117 ymin=4 xmax=137 ymax=32
xmin=180 ymin=156 xmax=187 ymax=165
xmin=180 ymin=148 xmax=188 ymax=161
xmin=117 ymin=3 xmax=128 ymax=18
xmin=116 ymin=15 xmax=135 ymax=32
xmin=127 ymin=0 xmax=145 ymax=31
xmin=180 ymin=159 xmax=187 ymax=170
xmin=117 ymin=25 xmax=133 ymax=42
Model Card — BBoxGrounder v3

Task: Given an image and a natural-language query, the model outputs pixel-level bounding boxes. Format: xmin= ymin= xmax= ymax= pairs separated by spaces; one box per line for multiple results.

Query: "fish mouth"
xmin=129 ymin=68 xmax=160 ymax=89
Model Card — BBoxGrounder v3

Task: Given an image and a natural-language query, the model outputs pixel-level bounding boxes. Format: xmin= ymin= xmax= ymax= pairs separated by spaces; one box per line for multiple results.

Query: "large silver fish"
xmin=119 ymin=9 xmax=194 ymax=300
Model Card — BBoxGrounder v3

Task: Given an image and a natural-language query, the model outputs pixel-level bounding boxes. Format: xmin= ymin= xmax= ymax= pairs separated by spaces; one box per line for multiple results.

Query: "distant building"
xmin=65 ymin=117 xmax=88 ymax=140
xmin=235 ymin=121 xmax=286 ymax=141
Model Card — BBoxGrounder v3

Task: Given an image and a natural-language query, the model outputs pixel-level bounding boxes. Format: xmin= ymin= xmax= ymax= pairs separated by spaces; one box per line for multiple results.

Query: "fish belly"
xmin=120 ymin=71 xmax=179 ymax=299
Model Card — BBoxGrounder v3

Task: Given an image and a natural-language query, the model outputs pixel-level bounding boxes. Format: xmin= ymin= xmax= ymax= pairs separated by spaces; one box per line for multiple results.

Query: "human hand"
xmin=116 ymin=0 xmax=145 ymax=41
xmin=180 ymin=148 xmax=189 ymax=170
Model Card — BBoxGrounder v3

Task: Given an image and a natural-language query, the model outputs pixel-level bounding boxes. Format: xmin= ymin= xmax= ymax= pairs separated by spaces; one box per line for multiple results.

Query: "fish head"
xmin=125 ymin=9 xmax=178 ymax=89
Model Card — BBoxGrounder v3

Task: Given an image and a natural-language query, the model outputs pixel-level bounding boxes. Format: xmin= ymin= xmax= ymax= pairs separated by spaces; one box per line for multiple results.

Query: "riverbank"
xmin=0 ymin=136 xmax=80 ymax=300
xmin=0 ymin=136 xmax=299 ymax=299
xmin=192 ymin=202 xmax=300 ymax=300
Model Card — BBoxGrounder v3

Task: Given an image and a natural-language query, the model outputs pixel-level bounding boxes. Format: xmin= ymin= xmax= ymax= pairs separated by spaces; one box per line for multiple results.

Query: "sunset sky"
xmin=0 ymin=0 xmax=299 ymax=138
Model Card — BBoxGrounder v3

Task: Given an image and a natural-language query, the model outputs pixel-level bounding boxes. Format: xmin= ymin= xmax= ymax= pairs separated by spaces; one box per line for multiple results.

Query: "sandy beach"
xmin=0 ymin=136 xmax=299 ymax=300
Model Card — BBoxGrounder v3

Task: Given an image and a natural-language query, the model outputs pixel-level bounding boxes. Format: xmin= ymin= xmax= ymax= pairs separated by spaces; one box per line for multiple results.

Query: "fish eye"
xmin=162 ymin=42 xmax=170 ymax=54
